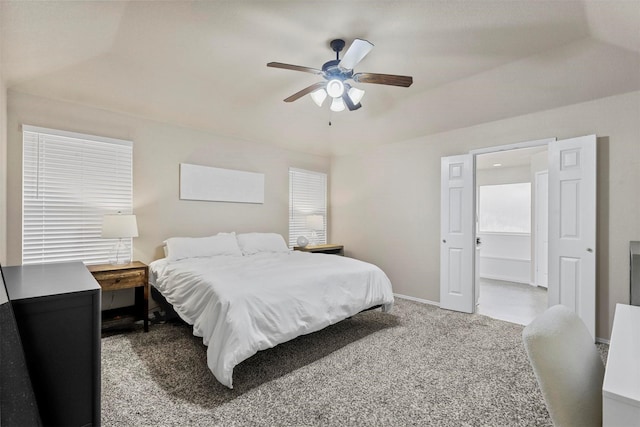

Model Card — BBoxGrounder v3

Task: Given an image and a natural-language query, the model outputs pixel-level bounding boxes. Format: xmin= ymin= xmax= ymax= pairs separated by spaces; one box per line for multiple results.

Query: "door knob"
xmin=587 ymin=248 xmax=593 ymax=253
xmin=442 ymin=239 xmax=446 ymax=243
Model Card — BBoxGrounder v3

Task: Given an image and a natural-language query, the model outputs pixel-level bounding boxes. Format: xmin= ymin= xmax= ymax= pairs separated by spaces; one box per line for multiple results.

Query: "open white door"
xmin=548 ymin=135 xmax=597 ymax=340
xmin=440 ymin=154 xmax=474 ymax=313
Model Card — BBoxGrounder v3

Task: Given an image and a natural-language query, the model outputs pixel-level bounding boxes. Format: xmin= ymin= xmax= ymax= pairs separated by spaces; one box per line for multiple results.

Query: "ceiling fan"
xmin=267 ymin=38 xmax=413 ymax=112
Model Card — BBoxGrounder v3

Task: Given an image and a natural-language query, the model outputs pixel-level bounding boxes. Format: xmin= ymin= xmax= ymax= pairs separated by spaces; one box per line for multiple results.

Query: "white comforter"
xmin=150 ymin=251 xmax=394 ymax=388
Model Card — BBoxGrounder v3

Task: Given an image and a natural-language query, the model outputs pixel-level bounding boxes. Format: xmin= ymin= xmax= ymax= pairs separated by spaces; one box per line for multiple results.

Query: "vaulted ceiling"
xmin=2 ymin=1 xmax=639 ymax=156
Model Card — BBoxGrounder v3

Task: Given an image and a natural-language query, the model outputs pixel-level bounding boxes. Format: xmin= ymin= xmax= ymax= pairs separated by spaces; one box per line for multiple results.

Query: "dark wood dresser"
xmin=3 ymin=261 xmax=101 ymax=426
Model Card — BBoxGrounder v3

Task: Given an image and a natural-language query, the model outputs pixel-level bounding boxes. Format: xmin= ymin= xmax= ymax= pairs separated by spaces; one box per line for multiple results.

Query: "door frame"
xmin=469 ymin=138 xmax=556 ymax=313
xmin=534 ymin=170 xmax=549 ymax=288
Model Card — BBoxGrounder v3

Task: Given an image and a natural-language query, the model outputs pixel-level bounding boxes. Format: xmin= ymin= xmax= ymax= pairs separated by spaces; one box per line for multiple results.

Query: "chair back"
xmin=522 ymin=304 xmax=604 ymax=427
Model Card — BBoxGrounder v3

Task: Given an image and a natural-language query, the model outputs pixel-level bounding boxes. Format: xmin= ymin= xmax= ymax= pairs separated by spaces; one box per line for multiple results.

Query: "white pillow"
xmin=236 ymin=232 xmax=290 ymax=255
xmin=164 ymin=232 xmax=242 ymax=261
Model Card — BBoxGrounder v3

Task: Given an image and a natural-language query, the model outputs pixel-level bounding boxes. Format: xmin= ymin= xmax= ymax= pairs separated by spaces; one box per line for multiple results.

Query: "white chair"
xmin=522 ymin=304 xmax=605 ymax=427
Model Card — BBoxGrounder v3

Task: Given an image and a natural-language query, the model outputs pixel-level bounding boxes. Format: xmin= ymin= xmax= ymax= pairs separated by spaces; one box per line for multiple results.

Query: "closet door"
xmin=440 ymin=154 xmax=474 ymax=313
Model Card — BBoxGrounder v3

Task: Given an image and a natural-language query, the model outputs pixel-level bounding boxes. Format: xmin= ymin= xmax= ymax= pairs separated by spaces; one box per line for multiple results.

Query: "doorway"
xmin=474 ymin=146 xmax=548 ymax=325
xmin=440 ymin=135 xmax=596 ymax=339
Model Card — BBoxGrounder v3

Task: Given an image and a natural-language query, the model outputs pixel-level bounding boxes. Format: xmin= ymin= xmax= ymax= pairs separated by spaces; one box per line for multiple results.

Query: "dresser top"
xmin=603 ymin=303 xmax=640 ymax=405
xmin=3 ymin=262 xmax=100 ymax=301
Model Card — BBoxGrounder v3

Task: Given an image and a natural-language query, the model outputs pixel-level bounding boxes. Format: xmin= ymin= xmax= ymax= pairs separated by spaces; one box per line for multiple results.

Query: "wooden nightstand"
xmin=294 ymin=244 xmax=344 ymax=256
xmin=87 ymin=261 xmax=149 ymax=332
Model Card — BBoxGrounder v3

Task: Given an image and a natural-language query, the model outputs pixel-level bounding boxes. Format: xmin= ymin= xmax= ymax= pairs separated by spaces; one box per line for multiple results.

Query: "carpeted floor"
xmin=102 ymin=298 xmax=607 ymax=426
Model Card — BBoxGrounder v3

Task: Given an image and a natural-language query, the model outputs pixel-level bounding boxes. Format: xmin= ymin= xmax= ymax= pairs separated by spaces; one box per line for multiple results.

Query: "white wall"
xmin=477 ymin=233 xmax=531 ymax=284
xmin=331 ymin=90 xmax=640 ymax=340
xmin=6 ymin=91 xmax=330 ymax=266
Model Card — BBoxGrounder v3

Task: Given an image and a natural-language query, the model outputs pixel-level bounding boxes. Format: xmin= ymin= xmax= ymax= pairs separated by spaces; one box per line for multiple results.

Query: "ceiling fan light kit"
xmin=330 ymin=97 xmax=346 ymax=112
xmin=326 ymin=79 xmax=344 ymax=98
xmin=267 ymin=38 xmax=413 ymax=114
xmin=310 ymin=89 xmax=327 ymax=107
xmin=347 ymin=86 xmax=365 ymax=104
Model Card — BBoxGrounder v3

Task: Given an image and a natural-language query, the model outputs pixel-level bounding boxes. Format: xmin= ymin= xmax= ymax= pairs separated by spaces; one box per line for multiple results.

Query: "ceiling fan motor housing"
xmin=322 ymin=60 xmax=353 ymax=80
xmin=323 ymin=39 xmax=353 ymax=80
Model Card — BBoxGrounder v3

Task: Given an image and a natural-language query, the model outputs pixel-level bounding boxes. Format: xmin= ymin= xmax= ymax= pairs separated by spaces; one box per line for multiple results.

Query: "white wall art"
xmin=179 ymin=163 xmax=265 ymax=204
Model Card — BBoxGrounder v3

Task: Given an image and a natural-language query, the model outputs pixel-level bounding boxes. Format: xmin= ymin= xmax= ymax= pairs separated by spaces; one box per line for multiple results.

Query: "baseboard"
xmin=394 ymin=293 xmax=440 ymax=307
xmin=596 ymin=337 xmax=610 ymax=345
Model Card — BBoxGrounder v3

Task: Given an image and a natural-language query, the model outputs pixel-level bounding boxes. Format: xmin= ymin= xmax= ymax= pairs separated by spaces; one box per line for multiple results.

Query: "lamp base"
xmin=108 ymin=240 xmax=131 ymax=265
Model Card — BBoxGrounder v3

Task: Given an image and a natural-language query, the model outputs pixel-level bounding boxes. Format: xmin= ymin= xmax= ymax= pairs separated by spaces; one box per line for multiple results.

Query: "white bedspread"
xmin=149 ymin=251 xmax=394 ymax=388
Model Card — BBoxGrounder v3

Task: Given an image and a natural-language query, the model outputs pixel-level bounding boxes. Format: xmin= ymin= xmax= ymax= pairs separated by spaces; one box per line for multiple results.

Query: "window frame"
xmin=288 ymin=167 xmax=328 ymax=248
xmin=22 ymin=125 xmax=134 ymax=265
xmin=477 ymin=182 xmax=532 ymax=234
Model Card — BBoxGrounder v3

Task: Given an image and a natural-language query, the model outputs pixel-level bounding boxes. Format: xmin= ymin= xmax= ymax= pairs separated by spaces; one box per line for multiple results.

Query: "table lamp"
xmin=306 ymin=215 xmax=324 ymax=245
xmin=101 ymin=213 xmax=138 ymax=265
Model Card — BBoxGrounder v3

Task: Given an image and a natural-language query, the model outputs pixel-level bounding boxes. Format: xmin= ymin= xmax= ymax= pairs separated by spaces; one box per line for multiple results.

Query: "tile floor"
xmin=477 ymin=278 xmax=547 ymax=325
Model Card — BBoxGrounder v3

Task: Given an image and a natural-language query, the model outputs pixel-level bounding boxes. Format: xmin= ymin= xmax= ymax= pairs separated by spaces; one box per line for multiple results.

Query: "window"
xmin=478 ymin=182 xmax=531 ymax=233
xmin=289 ymin=168 xmax=327 ymax=247
xmin=22 ymin=125 xmax=133 ymax=265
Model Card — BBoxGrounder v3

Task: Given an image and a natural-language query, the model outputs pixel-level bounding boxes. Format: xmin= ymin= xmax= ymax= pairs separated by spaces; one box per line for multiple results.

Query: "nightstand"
xmin=87 ymin=261 xmax=149 ymax=332
xmin=294 ymin=244 xmax=344 ymax=256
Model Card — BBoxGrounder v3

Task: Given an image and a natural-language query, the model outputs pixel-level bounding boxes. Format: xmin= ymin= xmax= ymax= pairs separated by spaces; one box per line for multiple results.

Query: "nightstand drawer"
xmin=92 ymin=268 xmax=145 ymax=291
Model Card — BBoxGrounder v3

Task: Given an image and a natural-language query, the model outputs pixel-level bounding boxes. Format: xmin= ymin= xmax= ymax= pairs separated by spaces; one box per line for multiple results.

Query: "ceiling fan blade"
xmin=353 ymin=72 xmax=413 ymax=87
xmin=283 ymin=82 xmax=326 ymax=103
xmin=338 ymin=39 xmax=374 ymax=71
xmin=342 ymin=93 xmax=362 ymax=111
xmin=267 ymin=62 xmax=323 ymax=75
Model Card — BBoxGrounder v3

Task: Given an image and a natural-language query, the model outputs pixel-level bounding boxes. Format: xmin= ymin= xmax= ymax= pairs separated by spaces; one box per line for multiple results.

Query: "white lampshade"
xmin=326 ymin=79 xmax=344 ymax=98
xmin=330 ymin=97 xmax=345 ymax=112
xmin=306 ymin=214 xmax=324 ymax=231
xmin=310 ymin=88 xmax=327 ymax=107
xmin=101 ymin=214 xmax=138 ymax=238
xmin=348 ymin=87 xmax=365 ymax=104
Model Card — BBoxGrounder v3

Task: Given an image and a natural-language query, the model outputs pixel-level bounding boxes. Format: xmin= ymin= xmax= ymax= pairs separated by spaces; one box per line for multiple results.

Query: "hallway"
xmin=477 ymin=278 xmax=547 ymax=325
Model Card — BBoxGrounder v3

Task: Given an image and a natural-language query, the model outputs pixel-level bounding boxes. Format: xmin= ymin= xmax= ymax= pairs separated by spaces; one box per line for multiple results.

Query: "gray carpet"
xmin=101 ymin=299 xmax=606 ymax=426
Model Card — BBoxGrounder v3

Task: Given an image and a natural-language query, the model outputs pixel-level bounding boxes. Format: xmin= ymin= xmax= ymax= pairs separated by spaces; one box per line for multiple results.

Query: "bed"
xmin=149 ymin=232 xmax=394 ymax=388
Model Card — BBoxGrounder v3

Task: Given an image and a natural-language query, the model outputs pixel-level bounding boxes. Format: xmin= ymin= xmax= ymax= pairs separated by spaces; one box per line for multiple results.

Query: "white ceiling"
xmin=1 ymin=1 xmax=639 ymax=157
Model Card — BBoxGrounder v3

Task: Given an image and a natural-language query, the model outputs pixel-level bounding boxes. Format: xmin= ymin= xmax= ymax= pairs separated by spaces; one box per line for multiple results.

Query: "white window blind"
xmin=478 ymin=182 xmax=531 ymax=233
xmin=22 ymin=125 xmax=133 ymax=265
xmin=289 ymin=168 xmax=327 ymax=248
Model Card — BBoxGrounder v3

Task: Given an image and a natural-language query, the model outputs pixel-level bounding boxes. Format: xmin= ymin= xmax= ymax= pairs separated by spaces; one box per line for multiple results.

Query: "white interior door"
xmin=548 ymin=135 xmax=597 ymax=340
xmin=440 ymin=154 xmax=474 ymax=313
xmin=535 ymin=171 xmax=549 ymax=288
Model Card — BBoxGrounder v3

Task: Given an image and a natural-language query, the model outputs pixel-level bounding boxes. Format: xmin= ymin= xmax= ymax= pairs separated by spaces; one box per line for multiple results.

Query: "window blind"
xmin=289 ymin=168 xmax=327 ymax=248
xmin=22 ymin=125 xmax=133 ymax=265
